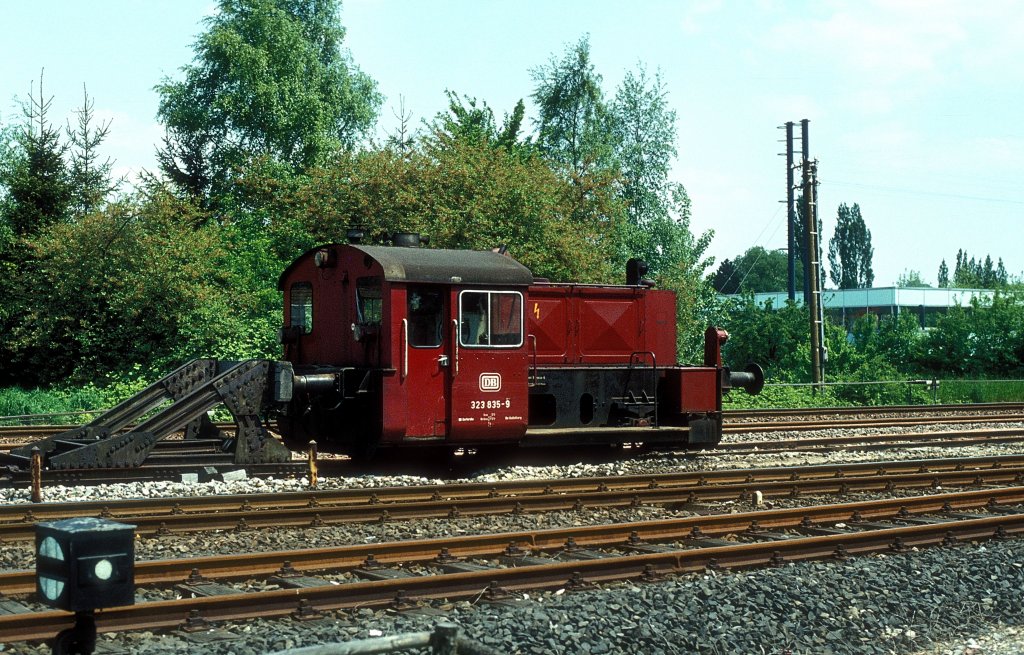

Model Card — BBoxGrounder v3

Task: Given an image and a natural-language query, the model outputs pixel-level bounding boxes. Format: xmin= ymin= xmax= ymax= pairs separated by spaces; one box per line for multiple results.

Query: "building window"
xmin=460 ymin=291 xmax=523 ymax=347
xmin=290 ymin=283 xmax=313 ymax=334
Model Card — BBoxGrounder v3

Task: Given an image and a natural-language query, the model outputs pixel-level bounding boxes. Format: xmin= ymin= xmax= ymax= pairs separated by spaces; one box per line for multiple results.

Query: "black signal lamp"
xmin=35 ymin=517 xmax=136 ymax=613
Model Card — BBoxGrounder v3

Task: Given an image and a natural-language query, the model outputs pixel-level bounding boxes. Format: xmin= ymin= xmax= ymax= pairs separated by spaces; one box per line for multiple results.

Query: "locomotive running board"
xmin=521 ymin=425 xmax=691 ymax=447
xmin=8 ymin=359 xmax=292 ymax=469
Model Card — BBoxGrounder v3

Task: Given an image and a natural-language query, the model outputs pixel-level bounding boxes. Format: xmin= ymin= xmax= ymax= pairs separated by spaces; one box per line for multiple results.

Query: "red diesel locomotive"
xmin=276 ymin=236 xmax=763 ymax=458
xmin=5 ymin=234 xmax=763 ymax=471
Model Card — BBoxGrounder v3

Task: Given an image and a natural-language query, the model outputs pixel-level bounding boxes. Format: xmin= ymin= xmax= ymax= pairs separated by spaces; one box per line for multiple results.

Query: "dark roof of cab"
xmin=278 ymin=244 xmax=534 ymax=289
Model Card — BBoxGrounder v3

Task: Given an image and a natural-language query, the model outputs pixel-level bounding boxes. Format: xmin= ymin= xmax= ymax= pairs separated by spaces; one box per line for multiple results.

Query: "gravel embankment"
xmin=4 ymin=539 xmax=1023 ymax=655
xmin=2 ymin=419 xmax=1023 ymax=654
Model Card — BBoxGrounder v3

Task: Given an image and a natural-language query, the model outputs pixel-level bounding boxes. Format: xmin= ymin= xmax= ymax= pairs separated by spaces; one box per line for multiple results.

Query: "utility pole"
xmin=782 ymin=118 xmax=826 ymax=390
xmin=802 ymin=155 xmax=825 ymax=390
xmin=800 ymin=119 xmax=812 ymax=306
xmin=784 ymin=122 xmax=796 ymax=302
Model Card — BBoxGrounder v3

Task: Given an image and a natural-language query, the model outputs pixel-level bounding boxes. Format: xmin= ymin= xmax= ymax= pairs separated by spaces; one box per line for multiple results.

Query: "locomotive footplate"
xmin=521 ymin=425 xmax=693 ymax=448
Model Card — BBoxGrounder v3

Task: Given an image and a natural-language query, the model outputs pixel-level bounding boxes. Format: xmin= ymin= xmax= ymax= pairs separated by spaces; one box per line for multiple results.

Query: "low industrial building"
xmin=721 ymin=287 xmax=996 ymax=327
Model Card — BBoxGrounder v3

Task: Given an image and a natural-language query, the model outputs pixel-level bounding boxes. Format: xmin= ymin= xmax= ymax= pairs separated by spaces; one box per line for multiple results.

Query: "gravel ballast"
xmin=4 ymin=538 xmax=1022 ymax=655
xmin=2 ymin=419 xmax=1024 ymax=654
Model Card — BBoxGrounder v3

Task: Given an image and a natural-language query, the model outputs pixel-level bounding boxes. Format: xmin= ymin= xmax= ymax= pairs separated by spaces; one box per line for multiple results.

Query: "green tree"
xmin=0 ymin=183 xmax=274 ymax=386
xmin=937 ymin=259 xmax=949 ymax=288
xmin=610 ymin=66 xmax=708 ymax=279
xmin=530 ymin=35 xmax=616 ymax=179
xmin=0 ymin=73 xmax=73 ymax=237
xmin=156 ymin=0 xmax=382 ymax=203
xmin=920 ymin=291 xmax=1024 ymax=377
xmin=232 ymin=137 xmax=622 ymax=285
xmin=716 ymin=246 xmax=797 ymax=293
xmin=717 ymin=296 xmax=810 ymax=382
xmin=896 ymin=269 xmax=929 ymax=287
xmin=425 ymin=92 xmax=528 ymax=155
xmin=952 ymin=250 xmax=1009 ymax=288
xmin=711 ymin=258 xmax=739 ymax=294
xmin=827 ymin=202 xmax=874 ymax=289
xmin=66 ymin=85 xmax=120 ymax=216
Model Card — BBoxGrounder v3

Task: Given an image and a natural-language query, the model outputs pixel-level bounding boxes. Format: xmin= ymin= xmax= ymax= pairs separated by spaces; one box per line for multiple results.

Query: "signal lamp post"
xmin=35 ymin=517 xmax=136 ymax=655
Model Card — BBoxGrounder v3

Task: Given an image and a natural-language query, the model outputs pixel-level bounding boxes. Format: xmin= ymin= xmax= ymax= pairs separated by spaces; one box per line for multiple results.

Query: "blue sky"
xmin=2 ymin=0 xmax=1021 ymax=287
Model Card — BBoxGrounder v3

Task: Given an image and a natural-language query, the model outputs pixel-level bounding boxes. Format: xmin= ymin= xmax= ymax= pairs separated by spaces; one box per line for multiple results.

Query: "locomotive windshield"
xmin=459 ymin=291 xmax=523 ymax=347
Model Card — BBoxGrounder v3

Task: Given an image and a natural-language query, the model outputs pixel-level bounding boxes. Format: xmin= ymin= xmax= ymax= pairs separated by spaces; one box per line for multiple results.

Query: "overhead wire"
xmin=717 ymin=203 xmax=785 ymax=293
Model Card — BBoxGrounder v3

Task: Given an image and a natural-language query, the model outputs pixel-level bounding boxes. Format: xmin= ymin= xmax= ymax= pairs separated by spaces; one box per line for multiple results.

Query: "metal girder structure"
xmin=7 ymin=360 xmax=291 ymax=470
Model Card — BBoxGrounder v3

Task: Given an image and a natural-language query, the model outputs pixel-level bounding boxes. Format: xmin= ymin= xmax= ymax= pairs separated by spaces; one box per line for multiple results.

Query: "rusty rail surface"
xmin=1 ymin=488 xmax=1022 ymax=642
xmin=3 ymin=405 xmax=1023 ymax=444
xmin=724 ymin=402 xmax=1024 ymax=421
xmin=720 ymin=426 xmax=1024 ymax=452
xmin=4 ymin=456 xmax=1024 ymax=541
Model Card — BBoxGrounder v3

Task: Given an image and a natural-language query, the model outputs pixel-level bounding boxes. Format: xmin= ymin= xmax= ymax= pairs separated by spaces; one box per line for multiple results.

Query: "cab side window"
xmin=356 ymin=277 xmax=382 ymax=325
xmin=289 ymin=283 xmax=313 ymax=334
xmin=460 ymin=291 xmax=523 ymax=347
xmin=408 ymin=286 xmax=444 ymax=347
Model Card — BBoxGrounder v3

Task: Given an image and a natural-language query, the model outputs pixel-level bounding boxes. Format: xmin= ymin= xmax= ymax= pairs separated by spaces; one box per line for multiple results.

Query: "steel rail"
xmin=6 ymin=460 xmax=1024 ymax=540
xmin=1 ymin=490 xmax=1023 ymax=642
xmin=6 ymin=453 xmax=1024 ymax=525
xmin=719 ymin=426 xmax=1024 ymax=451
xmin=724 ymin=414 xmax=1024 ymax=433
xmin=723 ymin=402 xmax=1024 ymax=420
xmin=4 ymin=402 xmax=1021 ymax=434
xmin=3 ymin=408 xmax=1023 ymax=445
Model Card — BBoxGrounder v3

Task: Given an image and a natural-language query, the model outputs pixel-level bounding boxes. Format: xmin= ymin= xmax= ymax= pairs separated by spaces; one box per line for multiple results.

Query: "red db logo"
xmin=479 ymin=373 xmax=501 ymax=392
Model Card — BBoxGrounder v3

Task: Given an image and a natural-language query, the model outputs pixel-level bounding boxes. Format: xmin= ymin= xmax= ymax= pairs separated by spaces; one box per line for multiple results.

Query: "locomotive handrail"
xmin=527 ymin=334 xmax=538 ymax=386
xmin=401 ymin=319 xmax=408 ymax=380
xmin=451 ymin=319 xmax=460 ymax=376
xmin=629 ymin=351 xmax=658 ymax=428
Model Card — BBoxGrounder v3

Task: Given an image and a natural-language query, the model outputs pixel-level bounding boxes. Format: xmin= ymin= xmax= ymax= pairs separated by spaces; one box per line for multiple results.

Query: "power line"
xmin=717 ymin=203 xmax=784 ymax=292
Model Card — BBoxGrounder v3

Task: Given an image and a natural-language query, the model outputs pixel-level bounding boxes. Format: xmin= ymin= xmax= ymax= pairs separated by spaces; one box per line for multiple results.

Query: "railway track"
xmin=5 ymin=454 xmax=1024 ymax=541
xmin=723 ymin=401 xmax=1024 ymax=421
xmin=1 ymin=487 xmax=1022 ymax=643
xmin=1 ymin=403 xmax=1022 ymax=443
xmin=1 ymin=425 xmax=1023 ymax=489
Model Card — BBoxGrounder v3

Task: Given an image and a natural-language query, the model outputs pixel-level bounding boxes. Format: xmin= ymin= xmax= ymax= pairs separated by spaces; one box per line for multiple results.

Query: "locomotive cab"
xmin=277 ymin=241 xmax=533 ymax=457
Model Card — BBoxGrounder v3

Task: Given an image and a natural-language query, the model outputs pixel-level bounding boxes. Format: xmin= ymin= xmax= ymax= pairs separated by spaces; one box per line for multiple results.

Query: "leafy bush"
xmin=0 ymin=386 xmax=107 ymax=424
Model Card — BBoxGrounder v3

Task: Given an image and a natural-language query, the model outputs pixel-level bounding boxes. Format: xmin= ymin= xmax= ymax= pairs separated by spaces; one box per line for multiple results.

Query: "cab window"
xmin=460 ymin=291 xmax=523 ymax=347
xmin=356 ymin=277 xmax=382 ymax=324
xmin=289 ymin=283 xmax=313 ymax=334
xmin=408 ymin=286 xmax=444 ymax=347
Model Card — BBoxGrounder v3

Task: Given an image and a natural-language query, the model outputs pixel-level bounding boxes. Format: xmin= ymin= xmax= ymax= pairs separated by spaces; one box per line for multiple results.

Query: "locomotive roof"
xmin=279 ymin=243 xmax=535 ymax=289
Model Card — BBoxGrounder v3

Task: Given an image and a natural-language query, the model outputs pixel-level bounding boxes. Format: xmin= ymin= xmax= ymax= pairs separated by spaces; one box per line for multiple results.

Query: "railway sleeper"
xmin=555 ymin=548 xmax=612 ymax=561
xmin=0 ymin=598 xmax=31 ymax=615
xmin=794 ymin=525 xmax=856 ymax=537
xmin=435 ymin=561 xmax=492 ymax=575
xmin=352 ymin=567 xmax=416 ymax=581
xmin=894 ymin=516 xmax=958 ymax=526
xmin=740 ymin=529 xmax=794 ymax=542
xmin=268 ymin=574 xmax=336 ymax=590
xmin=176 ymin=580 xmax=242 ymax=598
